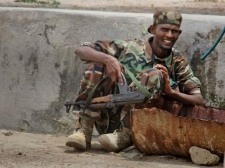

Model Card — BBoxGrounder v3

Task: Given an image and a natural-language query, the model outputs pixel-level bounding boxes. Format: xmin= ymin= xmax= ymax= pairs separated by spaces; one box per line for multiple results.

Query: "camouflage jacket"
xmin=80 ymin=37 xmax=201 ymax=94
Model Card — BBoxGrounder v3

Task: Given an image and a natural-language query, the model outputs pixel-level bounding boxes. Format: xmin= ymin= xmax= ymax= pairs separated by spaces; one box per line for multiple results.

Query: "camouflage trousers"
xmin=74 ymin=62 xmax=164 ymax=134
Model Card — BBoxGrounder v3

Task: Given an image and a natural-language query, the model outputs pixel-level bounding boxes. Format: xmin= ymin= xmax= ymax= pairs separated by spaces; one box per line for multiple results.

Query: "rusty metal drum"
xmin=130 ymin=99 xmax=225 ymax=157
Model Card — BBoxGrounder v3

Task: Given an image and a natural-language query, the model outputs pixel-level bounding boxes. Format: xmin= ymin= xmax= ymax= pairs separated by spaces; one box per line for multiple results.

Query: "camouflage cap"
xmin=153 ymin=11 xmax=182 ymax=26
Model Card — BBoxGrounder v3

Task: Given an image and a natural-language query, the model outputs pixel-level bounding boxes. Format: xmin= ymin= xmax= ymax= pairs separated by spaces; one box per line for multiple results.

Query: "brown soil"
xmin=0 ymin=130 xmax=223 ymax=168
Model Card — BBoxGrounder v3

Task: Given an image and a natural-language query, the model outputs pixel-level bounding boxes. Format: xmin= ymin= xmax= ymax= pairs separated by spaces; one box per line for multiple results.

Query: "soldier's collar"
xmin=144 ymin=37 xmax=172 ymax=67
xmin=153 ymin=53 xmax=172 ymax=68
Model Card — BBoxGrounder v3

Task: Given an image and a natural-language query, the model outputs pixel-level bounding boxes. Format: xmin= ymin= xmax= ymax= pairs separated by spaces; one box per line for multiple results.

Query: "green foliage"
xmin=14 ymin=0 xmax=61 ymax=7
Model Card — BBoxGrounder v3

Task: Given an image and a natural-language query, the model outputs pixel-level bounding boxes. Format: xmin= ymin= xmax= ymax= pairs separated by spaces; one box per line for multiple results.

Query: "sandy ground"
xmin=0 ymin=129 xmax=223 ymax=168
xmin=0 ymin=0 xmax=225 ymax=168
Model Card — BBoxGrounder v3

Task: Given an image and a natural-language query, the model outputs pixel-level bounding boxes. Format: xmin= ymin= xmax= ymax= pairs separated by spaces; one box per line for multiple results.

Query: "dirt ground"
xmin=0 ymin=0 xmax=225 ymax=168
xmin=0 ymin=129 xmax=223 ymax=168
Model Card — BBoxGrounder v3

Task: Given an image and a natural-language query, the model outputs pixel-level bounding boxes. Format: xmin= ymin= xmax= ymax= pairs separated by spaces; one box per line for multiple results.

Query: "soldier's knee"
xmin=146 ymin=68 xmax=163 ymax=77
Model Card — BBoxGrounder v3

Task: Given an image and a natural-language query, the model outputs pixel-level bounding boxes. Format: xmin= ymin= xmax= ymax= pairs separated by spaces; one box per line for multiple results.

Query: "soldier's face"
xmin=151 ymin=24 xmax=182 ymax=50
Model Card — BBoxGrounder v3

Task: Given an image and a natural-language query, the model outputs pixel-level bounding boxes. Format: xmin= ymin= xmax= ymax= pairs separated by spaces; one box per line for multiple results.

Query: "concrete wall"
xmin=0 ymin=7 xmax=225 ymax=134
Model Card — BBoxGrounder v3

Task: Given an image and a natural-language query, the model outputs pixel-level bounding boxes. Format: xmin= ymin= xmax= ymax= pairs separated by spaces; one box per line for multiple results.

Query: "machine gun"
xmin=64 ymin=90 xmax=147 ymax=113
xmin=64 ymin=73 xmax=148 ymax=113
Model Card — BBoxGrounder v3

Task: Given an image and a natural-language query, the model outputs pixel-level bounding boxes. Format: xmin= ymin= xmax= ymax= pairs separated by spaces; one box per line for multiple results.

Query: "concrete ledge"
xmin=0 ymin=7 xmax=225 ymax=134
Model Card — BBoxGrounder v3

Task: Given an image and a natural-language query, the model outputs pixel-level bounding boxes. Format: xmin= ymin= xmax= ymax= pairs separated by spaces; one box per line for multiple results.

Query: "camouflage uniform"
xmin=66 ymin=10 xmax=204 ymax=152
xmin=74 ymin=36 xmax=201 ymax=134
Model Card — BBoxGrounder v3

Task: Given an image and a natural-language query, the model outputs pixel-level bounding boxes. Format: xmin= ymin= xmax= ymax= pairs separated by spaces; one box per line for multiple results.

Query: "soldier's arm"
xmin=75 ymin=46 xmax=124 ymax=85
xmin=155 ymin=64 xmax=205 ymax=105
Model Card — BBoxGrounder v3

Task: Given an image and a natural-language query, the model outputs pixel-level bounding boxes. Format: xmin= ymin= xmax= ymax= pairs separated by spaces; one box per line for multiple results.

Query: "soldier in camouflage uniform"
xmin=66 ymin=11 xmax=205 ymax=152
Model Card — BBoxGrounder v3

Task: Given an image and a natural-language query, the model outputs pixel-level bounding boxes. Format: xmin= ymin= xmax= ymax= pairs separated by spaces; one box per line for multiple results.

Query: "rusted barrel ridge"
xmin=130 ymin=99 xmax=225 ymax=157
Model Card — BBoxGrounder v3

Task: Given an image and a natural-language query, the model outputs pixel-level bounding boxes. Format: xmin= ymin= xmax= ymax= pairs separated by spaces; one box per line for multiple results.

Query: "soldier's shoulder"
xmin=172 ymin=48 xmax=188 ymax=63
xmin=126 ymin=38 xmax=145 ymax=46
xmin=134 ymin=38 xmax=144 ymax=42
xmin=172 ymin=48 xmax=182 ymax=56
xmin=134 ymin=38 xmax=144 ymax=44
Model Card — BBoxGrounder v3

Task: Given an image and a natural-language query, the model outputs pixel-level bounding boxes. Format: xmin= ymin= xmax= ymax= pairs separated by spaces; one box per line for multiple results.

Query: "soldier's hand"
xmin=155 ymin=64 xmax=173 ymax=95
xmin=104 ymin=57 xmax=124 ymax=85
